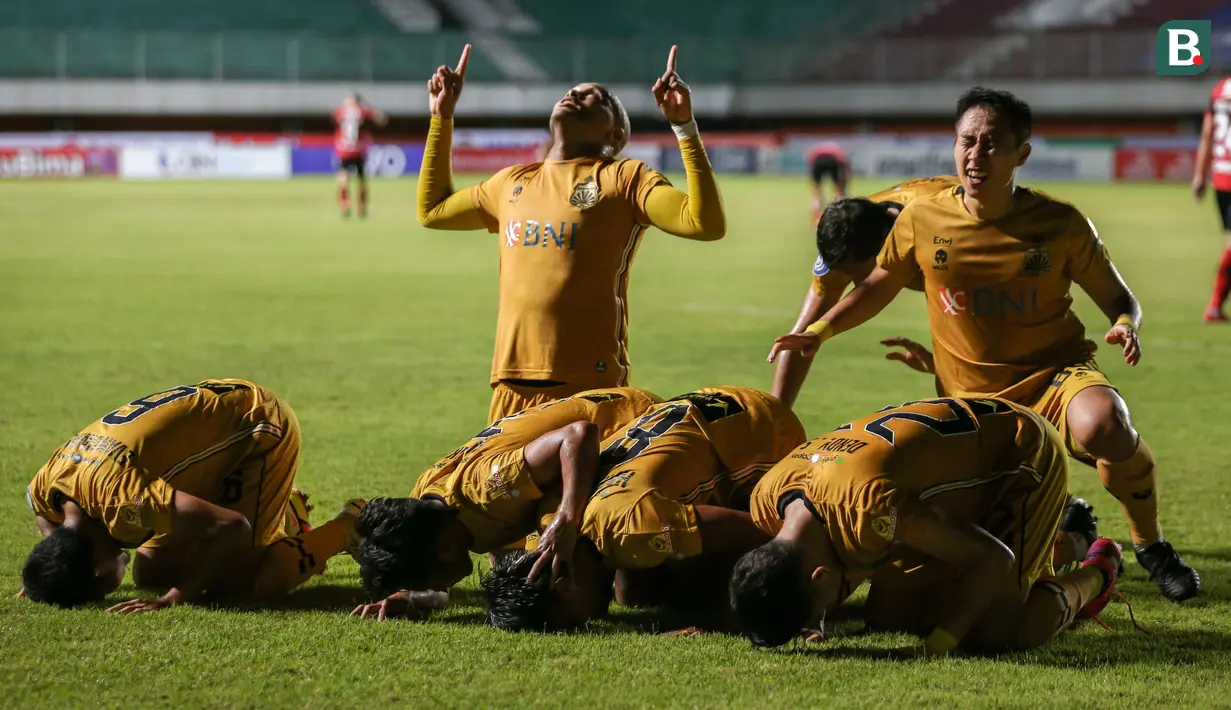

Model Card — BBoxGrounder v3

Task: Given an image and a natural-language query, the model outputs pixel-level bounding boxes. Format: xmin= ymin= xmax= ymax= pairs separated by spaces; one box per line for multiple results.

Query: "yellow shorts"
xmin=488 ymin=380 xmax=590 ymax=425
xmin=1024 ymin=361 xmax=1116 ymax=464
xmin=143 ymin=393 xmax=301 ymax=550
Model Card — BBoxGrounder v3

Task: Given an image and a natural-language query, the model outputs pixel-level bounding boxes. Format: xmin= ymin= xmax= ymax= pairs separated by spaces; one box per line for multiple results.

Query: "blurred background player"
xmin=807 ymin=141 xmax=850 ymax=224
xmin=417 ymin=45 xmax=725 ymax=425
xmin=769 ymin=87 xmax=1201 ymax=604
xmin=333 ymin=92 xmax=387 ymax=219
xmin=1192 ymin=73 xmax=1231 ymax=324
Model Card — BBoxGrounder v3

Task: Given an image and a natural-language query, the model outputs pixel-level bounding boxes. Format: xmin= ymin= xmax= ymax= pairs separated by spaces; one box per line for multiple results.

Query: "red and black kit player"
xmin=333 ymin=92 xmax=388 ymax=219
xmin=807 ymin=142 xmax=850 ymax=225
xmin=1193 ymin=74 xmax=1231 ymax=323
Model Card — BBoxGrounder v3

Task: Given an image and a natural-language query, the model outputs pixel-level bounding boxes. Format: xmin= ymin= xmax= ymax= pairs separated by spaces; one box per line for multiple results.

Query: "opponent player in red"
xmin=333 ymin=92 xmax=388 ymax=219
xmin=1192 ymin=74 xmax=1231 ymax=323
xmin=807 ymin=142 xmax=849 ymax=224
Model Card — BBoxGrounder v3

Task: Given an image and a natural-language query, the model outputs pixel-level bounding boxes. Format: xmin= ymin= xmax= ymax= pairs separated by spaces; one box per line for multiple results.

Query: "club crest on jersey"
xmin=1022 ymin=245 xmax=1051 ymax=277
xmin=569 ymin=176 xmax=600 ymax=210
xmin=812 ymin=255 xmax=829 ymax=277
xmin=871 ymin=510 xmax=898 ymax=542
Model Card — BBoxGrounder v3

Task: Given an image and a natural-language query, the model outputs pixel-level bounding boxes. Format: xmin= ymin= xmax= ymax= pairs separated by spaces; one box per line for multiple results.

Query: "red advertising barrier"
xmin=1114 ymin=148 xmax=1194 ymax=182
xmin=0 ymin=147 xmax=119 ymax=179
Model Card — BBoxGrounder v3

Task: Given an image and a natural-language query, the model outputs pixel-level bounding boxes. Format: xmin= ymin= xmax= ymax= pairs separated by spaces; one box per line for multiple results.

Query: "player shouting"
xmin=334 ymin=92 xmax=387 ymax=219
xmin=417 ymin=45 xmax=725 ymax=425
xmin=1191 ymin=74 xmax=1231 ymax=323
xmin=768 ymin=87 xmax=1200 ymax=603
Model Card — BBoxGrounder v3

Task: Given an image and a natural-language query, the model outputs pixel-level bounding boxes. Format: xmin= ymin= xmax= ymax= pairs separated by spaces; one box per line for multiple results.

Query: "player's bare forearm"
xmin=694 ymin=506 xmax=769 ymax=556
xmin=773 ymin=287 xmax=831 ymax=406
xmin=527 ymin=422 xmax=599 ymax=528
xmin=821 ymin=266 xmax=910 ymax=337
xmin=164 ymin=492 xmax=253 ymax=605
xmin=643 ymin=136 xmax=725 ymax=240
xmin=894 ymin=511 xmax=1014 ymax=646
xmin=1196 ymin=113 xmax=1214 ymax=183
xmin=34 ymin=515 xmax=56 ymax=538
xmin=1083 ymin=263 xmax=1142 ymax=330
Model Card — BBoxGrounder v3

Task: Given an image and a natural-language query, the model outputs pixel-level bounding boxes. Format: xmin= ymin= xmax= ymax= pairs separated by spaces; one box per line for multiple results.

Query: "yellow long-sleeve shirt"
xmin=417 ymin=117 xmax=725 ymax=388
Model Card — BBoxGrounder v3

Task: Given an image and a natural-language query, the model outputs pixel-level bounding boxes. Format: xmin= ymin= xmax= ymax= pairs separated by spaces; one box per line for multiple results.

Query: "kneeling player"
xmin=730 ymin=397 xmax=1120 ymax=653
xmin=774 ymin=176 xmax=957 ymax=409
xmin=481 ymin=387 xmax=806 ymax=632
xmin=349 ymin=387 xmax=661 ymax=619
xmin=22 ymin=380 xmax=361 ymax=612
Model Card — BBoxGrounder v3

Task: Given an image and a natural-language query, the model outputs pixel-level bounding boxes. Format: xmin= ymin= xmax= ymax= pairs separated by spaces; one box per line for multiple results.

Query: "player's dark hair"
xmin=955 ymin=87 xmax=1032 ymax=146
xmin=816 ymin=198 xmax=897 ymax=266
xmin=729 ymin=541 xmax=811 ymax=648
xmin=22 ymin=526 xmax=104 ymax=608
xmin=352 ymin=497 xmax=460 ymax=598
xmin=481 ymin=539 xmax=608 ymax=632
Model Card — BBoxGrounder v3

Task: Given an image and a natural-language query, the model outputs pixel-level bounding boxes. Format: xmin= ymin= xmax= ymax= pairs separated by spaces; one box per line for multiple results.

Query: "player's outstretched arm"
xmin=772 ymin=286 xmax=834 ymax=407
xmin=524 ymin=422 xmax=601 ymax=585
xmin=767 ymin=265 xmax=911 ymax=362
xmin=417 ymin=45 xmax=486 ymax=230
xmin=643 ymin=46 xmax=725 ymax=241
xmin=893 ymin=508 xmax=1014 ymax=656
xmin=350 ymin=589 xmax=449 ymax=621
xmin=106 ymin=492 xmax=251 ymax=614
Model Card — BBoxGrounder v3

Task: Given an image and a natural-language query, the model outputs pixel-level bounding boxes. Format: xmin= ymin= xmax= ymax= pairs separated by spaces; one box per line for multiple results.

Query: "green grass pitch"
xmin=2 ymin=175 xmax=1230 ymax=707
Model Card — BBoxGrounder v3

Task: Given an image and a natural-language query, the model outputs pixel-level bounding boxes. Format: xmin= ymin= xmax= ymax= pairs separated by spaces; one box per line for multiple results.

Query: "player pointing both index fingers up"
xmin=418 ymin=45 xmax=726 ymax=425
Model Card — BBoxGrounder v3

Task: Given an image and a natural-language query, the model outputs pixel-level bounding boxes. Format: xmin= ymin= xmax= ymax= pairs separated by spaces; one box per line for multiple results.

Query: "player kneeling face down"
xmin=20 ymin=380 xmax=361 ymax=612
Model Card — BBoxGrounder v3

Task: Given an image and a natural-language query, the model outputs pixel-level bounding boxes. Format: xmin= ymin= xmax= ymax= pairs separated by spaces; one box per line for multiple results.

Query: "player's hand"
xmin=528 ymin=517 xmax=578 ymax=587
xmin=106 ymin=595 xmax=175 ymax=614
xmin=662 ymin=626 xmax=709 ymax=638
xmin=767 ymin=331 xmax=821 ymax=362
xmin=428 ymin=44 xmax=470 ymax=118
xmin=350 ymin=589 xmax=446 ymax=621
xmin=14 ymin=588 xmax=26 ymax=599
xmin=881 ymin=337 xmax=936 ymax=374
xmin=1193 ymin=175 xmax=1208 ymax=203
xmin=1105 ymin=323 xmax=1141 ymax=366
xmin=801 ymin=626 xmax=825 ymax=643
xmin=652 ymin=45 xmax=693 ymax=125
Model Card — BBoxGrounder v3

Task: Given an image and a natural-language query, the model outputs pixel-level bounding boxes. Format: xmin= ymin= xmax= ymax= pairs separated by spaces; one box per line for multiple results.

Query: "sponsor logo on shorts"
xmin=485 ymin=463 xmax=518 ymax=500
xmin=872 ymin=510 xmax=898 ymax=542
xmin=649 ymin=526 xmax=674 ymax=554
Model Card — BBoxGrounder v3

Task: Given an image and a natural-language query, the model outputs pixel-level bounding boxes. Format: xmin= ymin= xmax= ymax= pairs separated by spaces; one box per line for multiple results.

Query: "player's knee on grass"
xmin=1066 ymin=387 xmax=1137 ymax=462
xmin=353 ymin=497 xmax=472 ymax=598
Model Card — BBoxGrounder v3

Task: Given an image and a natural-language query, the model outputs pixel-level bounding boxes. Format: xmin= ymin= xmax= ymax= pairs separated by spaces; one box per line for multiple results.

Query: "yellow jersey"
xmin=877 ymin=186 xmax=1119 ymax=401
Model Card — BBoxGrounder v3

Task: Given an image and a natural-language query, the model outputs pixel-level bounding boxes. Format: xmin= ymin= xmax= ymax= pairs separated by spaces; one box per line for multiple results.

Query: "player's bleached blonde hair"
xmin=600 ymin=87 xmax=630 ymax=158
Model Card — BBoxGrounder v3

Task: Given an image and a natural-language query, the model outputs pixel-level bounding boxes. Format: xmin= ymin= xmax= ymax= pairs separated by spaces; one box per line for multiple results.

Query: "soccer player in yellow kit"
xmin=349 ymin=387 xmax=660 ymax=620
xmin=21 ymin=380 xmax=361 ymax=611
xmin=730 ymin=398 xmax=1122 ymax=653
xmin=774 ymin=176 xmax=959 ymax=409
xmin=417 ymin=45 xmax=725 ymax=425
xmin=767 ymin=87 xmax=1200 ymax=602
xmin=480 ymin=387 xmax=805 ymax=632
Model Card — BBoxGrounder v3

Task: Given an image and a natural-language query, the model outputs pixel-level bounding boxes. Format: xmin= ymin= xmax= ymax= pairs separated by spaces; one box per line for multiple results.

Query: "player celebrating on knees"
xmin=1191 ymin=73 xmax=1231 ymax=323
xmin=334 ymin=92 xmax=387 ymax=219
xmin=20 ymin=380 xmax=362 ymax=611
xmin=480 ymin=387 xmax=805 ymax=632
xmin=417 ymin=45 xmax=725 ymax=425
xmin=774 ymin=176 xmax=958 ymax=409
xmin=730 ymin=398 xmax=1120 ymax=653
xmin=767 ymin=87 xmax=1200 ymax=603
xmin=349 ymin=387 xmax=660 ymax=620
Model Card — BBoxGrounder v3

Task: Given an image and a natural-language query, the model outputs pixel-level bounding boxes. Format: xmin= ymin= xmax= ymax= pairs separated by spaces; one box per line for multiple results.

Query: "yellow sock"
xmin=252 ymin=518 xmax=350 ymax=598
xmin=1097 ymin=438 xmax=1161 ymax=546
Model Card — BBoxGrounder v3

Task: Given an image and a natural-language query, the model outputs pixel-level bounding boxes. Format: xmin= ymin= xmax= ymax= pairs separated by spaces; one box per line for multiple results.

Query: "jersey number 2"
xmin=853 ymin=397 xmax=1010 ymax=446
